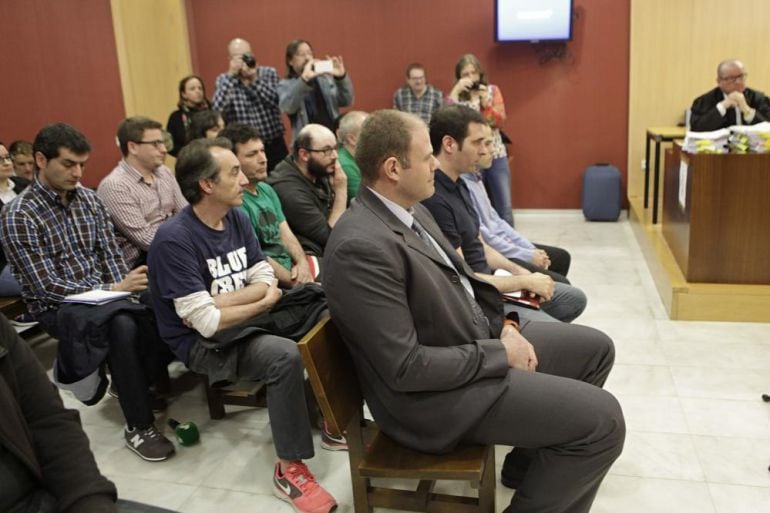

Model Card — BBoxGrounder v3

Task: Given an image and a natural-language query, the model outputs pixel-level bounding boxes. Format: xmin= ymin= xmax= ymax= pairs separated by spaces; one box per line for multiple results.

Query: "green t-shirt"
xmin=338 ymin=145 xmax=361 ymax=200
xmin=239 ymin=182 xmax=292 ymax=270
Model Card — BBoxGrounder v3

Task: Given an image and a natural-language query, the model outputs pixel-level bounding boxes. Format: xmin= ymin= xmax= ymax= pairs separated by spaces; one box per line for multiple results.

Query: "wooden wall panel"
xmin=628 ymin=0 xmax=770 ymax=200
xmin=111 ymin=0 xmax=192 ymax=126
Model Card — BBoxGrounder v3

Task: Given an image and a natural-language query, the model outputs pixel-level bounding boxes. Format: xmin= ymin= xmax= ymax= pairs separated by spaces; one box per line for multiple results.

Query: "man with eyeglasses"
xmin=690 ymin=59 xmax=770 ymax=131
xmin=98 ymin=117 xmax=188 ymax=268
xmin=268 ymin=124 xmax=347 ymax=256
xmin=0 ymin=123 xmax=175 ymax=462
xmin=9 ymin=140 xmax=35 ymax=180
xmin=393 ymin=63 xmax=444 ymax=124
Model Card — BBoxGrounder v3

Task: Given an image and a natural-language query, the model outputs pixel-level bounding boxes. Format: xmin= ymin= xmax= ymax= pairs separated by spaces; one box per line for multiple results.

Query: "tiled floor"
xmin=39 ymin=210 xmax=770 ymax=513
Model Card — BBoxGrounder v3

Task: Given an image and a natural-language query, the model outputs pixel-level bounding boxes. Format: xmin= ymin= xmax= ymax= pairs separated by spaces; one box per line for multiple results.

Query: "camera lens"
xmin=242 ymin=53 xmax=256 ymax=68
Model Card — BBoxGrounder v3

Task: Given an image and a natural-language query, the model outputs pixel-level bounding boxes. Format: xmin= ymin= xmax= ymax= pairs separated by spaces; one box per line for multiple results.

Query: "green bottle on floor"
xmin=167 ymin=418 xmax=199 ymax=446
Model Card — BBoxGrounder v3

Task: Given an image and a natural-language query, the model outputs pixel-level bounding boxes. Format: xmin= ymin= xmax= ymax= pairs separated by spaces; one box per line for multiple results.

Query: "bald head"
xmin=228 ymin=38 xmax=252 ymax=57
xmin=717 ymin=59 xmax=744 ymax=78
xmin=337 ymin=111 xmax=369 ymax=151
xmin=716 ymin=59 xmax=747 ymax=94
xmin=293 ymin=124 xmax=336 ymax=158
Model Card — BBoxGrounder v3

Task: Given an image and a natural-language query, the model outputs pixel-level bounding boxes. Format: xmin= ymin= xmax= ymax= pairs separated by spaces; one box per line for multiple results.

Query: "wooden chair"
xmin=298 ymin=314 xmax=496 ymax=513
xmin=201 ymin=375 xmax=266 ymax=420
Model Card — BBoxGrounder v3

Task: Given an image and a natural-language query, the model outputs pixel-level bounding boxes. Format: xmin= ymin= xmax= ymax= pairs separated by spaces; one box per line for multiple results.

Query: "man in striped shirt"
xmin=393 ymin=63 xmax=444 ymax=124
xmin=98 ymin=116 xmax=188 ymax=268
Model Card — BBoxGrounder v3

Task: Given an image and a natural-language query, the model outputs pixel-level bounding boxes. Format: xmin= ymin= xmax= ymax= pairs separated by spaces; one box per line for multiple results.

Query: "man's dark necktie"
xmin=411 ymin=217 xmax=490 ymax=334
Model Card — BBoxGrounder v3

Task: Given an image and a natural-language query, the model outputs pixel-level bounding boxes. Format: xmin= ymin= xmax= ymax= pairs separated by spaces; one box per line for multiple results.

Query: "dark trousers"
xmin=38 ymin=311 xmax=156 ymax=429
xmin=463 ymin=321 xmax=625 ymax=513
xmin=189 ymin=333 xmax=314 ymax=461
xmin=264 ymin=135 xmax=289 ymax=173
xmin=534 ymin=243 xmax=571 ymax=277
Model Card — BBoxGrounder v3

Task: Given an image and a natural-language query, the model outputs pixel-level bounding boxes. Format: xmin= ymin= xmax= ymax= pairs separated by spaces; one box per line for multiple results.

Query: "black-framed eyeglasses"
xmin=0 ymin=155 xmax=13 ymax=163
xmin=303 ymin=146 xmax=337 ymax=157
xmin=134 ymin=140 xmax=167 ymax=149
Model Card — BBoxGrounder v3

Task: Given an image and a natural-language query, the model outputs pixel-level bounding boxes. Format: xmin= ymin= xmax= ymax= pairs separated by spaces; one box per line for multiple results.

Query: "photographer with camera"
xmin=278 ymin=39 xmax=354 ymax=143
xmin=447 ymin=53 xmax=514 ymax=226
xmin=212 ymin=38 xmax=288 ymax=171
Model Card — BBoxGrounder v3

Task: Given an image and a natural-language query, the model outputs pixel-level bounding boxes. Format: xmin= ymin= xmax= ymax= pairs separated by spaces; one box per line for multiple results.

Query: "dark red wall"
xmin=0 ymin=0 xmax=125 ymax=187
xmin=188 ymin=0 xmax=629 ymax=208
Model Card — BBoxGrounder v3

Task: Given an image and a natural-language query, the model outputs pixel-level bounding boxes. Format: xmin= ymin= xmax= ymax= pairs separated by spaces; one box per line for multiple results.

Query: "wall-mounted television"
xmin=495 ymin=0 xmax=574 ymax=43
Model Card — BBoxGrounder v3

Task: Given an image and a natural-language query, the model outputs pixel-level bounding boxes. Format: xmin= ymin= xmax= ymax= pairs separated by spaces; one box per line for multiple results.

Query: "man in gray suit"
xmin=323 ymin=109 xmax=625 ymax=513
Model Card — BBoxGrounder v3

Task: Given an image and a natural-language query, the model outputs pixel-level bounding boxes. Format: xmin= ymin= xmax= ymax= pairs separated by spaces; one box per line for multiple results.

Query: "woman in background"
xmin=166 ymin=75 xmax=211 ymax=156
xmin=448 ymin=54 xmax=514 ymax=226
xmin=187 ymin=110 xmax=225 ymax=142
xmin=0 ymin=141 xmax=28 ymax=297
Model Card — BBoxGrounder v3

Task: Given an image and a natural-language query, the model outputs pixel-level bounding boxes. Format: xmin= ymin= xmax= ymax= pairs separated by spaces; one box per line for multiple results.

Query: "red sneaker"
xmin=273 ymin=461 xmax=337 ymax=513
xmin=320 ymin=420 xmax=348 ymax=451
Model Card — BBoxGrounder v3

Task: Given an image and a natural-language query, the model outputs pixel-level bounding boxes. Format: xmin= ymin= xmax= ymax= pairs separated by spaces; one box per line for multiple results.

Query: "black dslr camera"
xmin=241 ymin=53 xmax=256 ymax=68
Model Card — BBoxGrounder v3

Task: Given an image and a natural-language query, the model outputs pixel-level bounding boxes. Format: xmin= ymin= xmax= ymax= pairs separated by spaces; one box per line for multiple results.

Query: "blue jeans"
xmin=0 ymin=266 xmax=21 ymax=296
xmin=482 ymin=155 xmax=514 ymax=227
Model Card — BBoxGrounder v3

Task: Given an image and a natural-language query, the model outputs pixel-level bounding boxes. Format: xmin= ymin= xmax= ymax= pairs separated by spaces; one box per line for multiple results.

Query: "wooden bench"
xmin=298 ymin=314 xmax=495 ymax=513
xmin=0 ymin=296 xmax=25 ymax=319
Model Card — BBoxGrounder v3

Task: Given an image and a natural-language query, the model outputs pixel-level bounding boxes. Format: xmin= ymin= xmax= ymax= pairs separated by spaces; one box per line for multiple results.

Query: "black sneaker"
xmin=124 ymin=425 xmax=175 ymax=462
xmin=320 ymin=420 xmax=348 ymax=451
xmin=501 ymin=448 xmax=532 ymax=489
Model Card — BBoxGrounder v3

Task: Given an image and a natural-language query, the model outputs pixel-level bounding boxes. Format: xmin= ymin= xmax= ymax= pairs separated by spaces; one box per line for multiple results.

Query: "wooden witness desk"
xmin=662 ymin=143 xmax=770 ymax=284
xmin=645 ymin=126 xmax=687 ymax=224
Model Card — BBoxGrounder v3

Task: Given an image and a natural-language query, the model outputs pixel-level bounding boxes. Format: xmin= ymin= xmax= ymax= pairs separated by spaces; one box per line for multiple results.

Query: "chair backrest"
xmin=297 ymin=313 xmax=362 ymax=436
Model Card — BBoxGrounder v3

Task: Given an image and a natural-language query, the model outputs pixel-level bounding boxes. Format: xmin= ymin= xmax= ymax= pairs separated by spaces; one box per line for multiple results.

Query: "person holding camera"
xmin=447 ymin=53 xmax=514 ymax=227
xmin=278 ymin=39 xmax=354 ymax=143
xmin=212 ymin=38 xmax=288 ymax=171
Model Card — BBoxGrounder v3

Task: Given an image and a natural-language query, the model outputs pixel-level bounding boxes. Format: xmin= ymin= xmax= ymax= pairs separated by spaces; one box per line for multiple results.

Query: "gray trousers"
xmin=189 ymin=334 xmax=315 ymax=461
xmin=506 ymin=282 xmax=587 ymax=324
xmin=463 ymin=321 xmax=625 ymax=513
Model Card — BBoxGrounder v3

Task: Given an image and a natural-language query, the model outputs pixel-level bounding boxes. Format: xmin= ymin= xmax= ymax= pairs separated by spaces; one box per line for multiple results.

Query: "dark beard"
xmin=307 ymin=157 xmax=331 ymax=180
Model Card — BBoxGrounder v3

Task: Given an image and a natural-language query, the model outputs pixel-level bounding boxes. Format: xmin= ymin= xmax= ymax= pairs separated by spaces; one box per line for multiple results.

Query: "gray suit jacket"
xmin=324 ymin=187 xmax=511 ymax=453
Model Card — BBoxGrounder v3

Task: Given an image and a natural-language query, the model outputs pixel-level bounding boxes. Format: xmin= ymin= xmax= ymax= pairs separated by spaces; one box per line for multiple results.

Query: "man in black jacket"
xmin=0 ymin=315 xmax=182 ymax=513
xmin=267 ymin=124 xmax=347 ymax=255
xmin=690 ymin=59 xmax=770 ymax=131
xmin=0 ymin=314 xmax=117 ymax=512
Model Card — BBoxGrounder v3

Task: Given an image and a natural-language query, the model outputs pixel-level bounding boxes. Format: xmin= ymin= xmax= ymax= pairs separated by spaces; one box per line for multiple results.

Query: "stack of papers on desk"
xmin=683 ymin=129 xmax=730 ymax=153
xmin=729 ymin=122 xmax=770 ymax=153
xmin=62 ymin=289 xmax=131 ymax=305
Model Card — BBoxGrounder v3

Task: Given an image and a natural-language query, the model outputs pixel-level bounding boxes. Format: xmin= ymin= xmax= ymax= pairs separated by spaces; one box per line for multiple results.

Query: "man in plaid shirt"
xmin=393 ymin=63 xmax=444 ymax=124
xmin=213 ymin=38 xmax=288 ymax=172
xmin=0 ymin=123 xmax=175 ymax=462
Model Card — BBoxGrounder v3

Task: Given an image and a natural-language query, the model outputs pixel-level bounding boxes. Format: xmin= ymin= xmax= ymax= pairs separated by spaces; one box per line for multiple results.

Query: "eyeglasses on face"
xmin=0 ymin=155 xmax=13 ymax=163
xmin=303 ymin=146 xmax=337 ymax=157
xmin=134 ymin=140 xmax=167 ymax=149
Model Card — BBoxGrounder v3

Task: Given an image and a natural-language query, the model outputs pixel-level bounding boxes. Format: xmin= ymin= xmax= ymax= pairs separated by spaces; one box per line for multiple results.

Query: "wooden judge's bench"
xmin=662 ymin=143 xmax=770 ymax=285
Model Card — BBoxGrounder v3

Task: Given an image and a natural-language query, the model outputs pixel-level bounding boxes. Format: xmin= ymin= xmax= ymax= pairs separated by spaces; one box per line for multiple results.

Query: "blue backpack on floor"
xmin=582 ymin=163 xmax=621 ymax=221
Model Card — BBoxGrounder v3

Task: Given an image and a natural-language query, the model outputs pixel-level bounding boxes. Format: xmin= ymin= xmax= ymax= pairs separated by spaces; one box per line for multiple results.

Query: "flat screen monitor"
xmin=495 ymin=0 xmax=574 ymax=43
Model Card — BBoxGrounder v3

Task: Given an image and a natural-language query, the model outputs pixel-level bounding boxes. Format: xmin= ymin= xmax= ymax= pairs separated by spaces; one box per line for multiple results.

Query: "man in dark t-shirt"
xmin=148 ymin=138 xmax=336 ymax=513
